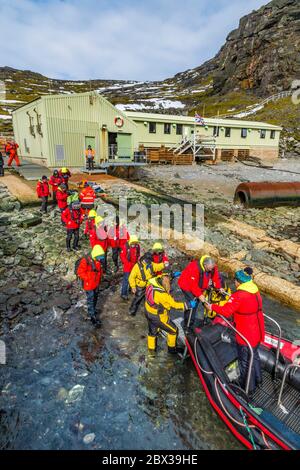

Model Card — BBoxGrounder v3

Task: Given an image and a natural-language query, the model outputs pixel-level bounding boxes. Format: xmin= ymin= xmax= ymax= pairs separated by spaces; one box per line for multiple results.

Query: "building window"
xmin=164 ymin=123 xmax=171 ymax=134
xmin=260 ymin=129 xmax=266 ymax=139
xmin=55 ymin=144 xmax=65 ymax=162
xmin=225 ymin=127 xmax=231 ymax=138
xmin=270 ymin=130 xmax=276 ymax=139
xmin=176 ymin=124 xmax=183 ymax=135
xmin=149 ymin=122 xmax=156 ymax=134
xmin=241 ymin=128 xmax=247 ymax=139
xmin=213 ymin=126 xmax=220 ymax=137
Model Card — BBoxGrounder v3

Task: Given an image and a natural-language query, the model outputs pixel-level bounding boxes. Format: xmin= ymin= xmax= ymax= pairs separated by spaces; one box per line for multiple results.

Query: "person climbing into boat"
xmin=120 ymin=235 xmax=140 ymax=301
xmin=151 ymin=242 xmax=170 ymax=275
xmin=128 ymin=252 xmax=168 ymax=316
xmin=178 ymin=255 xmax=224 ymax=330
xmin=145 ymin=273 xmax=196 ymax=353
xmin=206 ymin=269 xmax=265 ymax=395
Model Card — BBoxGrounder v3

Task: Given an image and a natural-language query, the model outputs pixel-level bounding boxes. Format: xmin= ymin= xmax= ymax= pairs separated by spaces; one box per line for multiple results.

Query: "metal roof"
xmin=124 ymin=111 xmax=282 ymax=130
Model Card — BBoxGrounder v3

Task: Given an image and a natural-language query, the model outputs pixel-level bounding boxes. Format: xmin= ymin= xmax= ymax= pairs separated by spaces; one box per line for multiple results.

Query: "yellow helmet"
xmin=129 ymin=235 xmax=139 ymax=245
xmin=88 ymin=209 xmax=97 ymax=218
xmin=152 ymin=242 xmax=163 ymax=252
xmin=61 ymin=167 xmax=68 ymax=173
xmin=91 ymin=245 xmax=105 ymax=259
xmin=95 ymin=215 xmax=104 ymax=226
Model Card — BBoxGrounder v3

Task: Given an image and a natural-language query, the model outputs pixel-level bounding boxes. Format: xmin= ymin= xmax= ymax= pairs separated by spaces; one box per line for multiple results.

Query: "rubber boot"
xmin=147 ymin=335 xmax=157 ymax=351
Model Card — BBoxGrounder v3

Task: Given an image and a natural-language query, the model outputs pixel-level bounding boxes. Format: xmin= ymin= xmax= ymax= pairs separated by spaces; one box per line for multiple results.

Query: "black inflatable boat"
xmin=182 ymin=315 xmax=300 ymax=450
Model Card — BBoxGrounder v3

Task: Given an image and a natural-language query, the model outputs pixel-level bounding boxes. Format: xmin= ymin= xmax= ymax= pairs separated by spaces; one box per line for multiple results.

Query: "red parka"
xmin=77 ymin=256 xmax=102 ymax=291
xmin=108 ymin=225 xmax=130 ymax=249
xmin=79 ymin=187 xmax=96 ymax=205
xmin=61 ymin=207 xmax=83 ymax=230
xmin=120 ymin=243 xmax=141 ymax=273
xmin=178 ymin=257 xmax=222 ymax=297
xmin=84 ymin=218 xmax=95 ymax=236
xmin=36 ymin=180 xmax=50 ymax=198
xmin=49 ymin=175 xmax=63 ymax=193
xmin=212 ymin=281 xmax=265 ymax=347
xmin=89 ymin=224 xmax=108 ymax=251
xmin=56 ymin=188 xmax=68 ymax=210
xmin=152 ymin=252 xmax=169 ymax=275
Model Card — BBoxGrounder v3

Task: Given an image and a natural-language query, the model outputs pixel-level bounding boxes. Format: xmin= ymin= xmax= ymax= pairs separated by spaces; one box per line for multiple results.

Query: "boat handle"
xmin=277 ymin=363 xmax=300 ymax=408
xmin=263 ymin=314 xmax=282 ymax=380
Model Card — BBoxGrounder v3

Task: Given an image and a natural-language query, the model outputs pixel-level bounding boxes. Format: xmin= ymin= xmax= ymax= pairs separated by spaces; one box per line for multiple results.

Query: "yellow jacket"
xmin=145 ymin=277 xmax=185 ymax=317
xmin=129 ymin=260 xmax=165 ymax=289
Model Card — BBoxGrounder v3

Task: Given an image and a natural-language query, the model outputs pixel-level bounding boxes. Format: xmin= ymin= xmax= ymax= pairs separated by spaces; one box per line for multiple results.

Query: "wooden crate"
xmin=148 ymin=149 xmax=160 ymax=164
xmin=238 ymin=149 xmax=250 ymax=160
xmin=221 ymin=149 xmax=235 ymax=162
xmin=173 ymin=154 xmax=193 ymax=165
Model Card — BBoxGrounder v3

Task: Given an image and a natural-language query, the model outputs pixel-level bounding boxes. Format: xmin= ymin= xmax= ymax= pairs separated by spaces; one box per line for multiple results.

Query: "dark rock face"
xmin=177 ymin=0 xmax=300 ymax=96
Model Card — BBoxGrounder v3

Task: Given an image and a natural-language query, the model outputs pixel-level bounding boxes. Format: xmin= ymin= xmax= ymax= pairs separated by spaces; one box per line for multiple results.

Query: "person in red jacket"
xmin=151 ymin=242 xmax=169 ymax=275
xmin=79 ymin=182 xmax=96 ymax=214
xmin=84 ymin=209 xmax=97 ymax=237
xmin=77 ymin=245 xmax=106 ymax=327
xmin=59 ymin=167 xmax=71 ymax=188
xmin=6 ymin=141 xmax=20 ymax=167
xmin=36 ymin=175 xmax=50 ymax=213
xmin=207 ymin=270 xmax=265 ymax=395
xmin=120 ymin=235 xmax=140 ymax=300
xmin=108 ymin=216 xmax=130 ymax=272
xmin=56 ymin=183 xmax=68 ymax=213
xmin=61 ymin=201 xmax=84 ymax=252
xmin=89 ymin=216 xmax=109 ymax=271
xmin=178 ymin=255 xmax=223 ymax=330
xmin=49 ymin=170 xmax=63 ymax=204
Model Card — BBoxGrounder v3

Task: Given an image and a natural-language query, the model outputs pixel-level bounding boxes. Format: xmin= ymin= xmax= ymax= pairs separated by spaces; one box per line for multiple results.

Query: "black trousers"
xmin=53 ymin=191 xmax=57 ymax=204
xmin=41 ymin=196 xmax=48 ymax=213
xmin=0 ymin=166 xmax=4 ymax=177
xmin=112 ymin=247 xmax=121 ymax=269
xmin=129 ymin=286 xmax=145 ymax=315
xmin=66 ymin=228 xmax=79 ymax=249
xmin=87 ymin=158 xmax=94 ymax=170
xmin=86 ymin=287 xmax=99 ymax=318
xmin=182 ymin=290 xmax=199 ymax=328
xmin=237 ymin=344 xmax=262 ymax=394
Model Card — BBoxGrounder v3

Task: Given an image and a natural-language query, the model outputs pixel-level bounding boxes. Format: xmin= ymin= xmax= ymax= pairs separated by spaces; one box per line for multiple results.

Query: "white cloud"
xmin=0 ymin=0 xmax=268 ymax=80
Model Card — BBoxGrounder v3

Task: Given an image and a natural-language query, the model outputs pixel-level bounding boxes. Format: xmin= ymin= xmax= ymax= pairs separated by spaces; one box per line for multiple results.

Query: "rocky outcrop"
xmin=177 ymin=0 xmax=300 ymax=96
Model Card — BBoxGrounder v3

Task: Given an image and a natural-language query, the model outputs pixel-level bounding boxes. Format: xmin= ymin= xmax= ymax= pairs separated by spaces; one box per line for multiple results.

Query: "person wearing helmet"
xmin=151 ymin=242 xmax=170 ymax=275
xmin=6 ymin=141 xmax=20 ymax=167
xmin=108 ymin=216 xmax=130 ymax=273
xmin=61 ymin=201 xmax=84 ymax=252
xmin=58 ymin=167 xmax=71 ymax=188
xmin=145 ymin=273 xmax=196 ymax=353
xmin=207 ymin=270 xmax=265 ymax=395
xmin=128 ymin=251 xmax=167 ymax=316
xmin=56 ymin=183 xmax=68 ymax=213
xmin=84 ymin=209 xmax=97 ymax=238
xmin=89 ymin=215 xmax=109 ymax=271
xmin=36 ymin=175 xmax=51 ymax=213
xmin=76 ymin=245 xmax=105 ymax=327
xmin=85 ymin=145 xmax=95 ymax=171
xmin=49 ymin=169 xmax=63 ymax=204
xmin=79 ymin=181 xmax=96 ymax=215
xmin=120 ymin=235 xmax=140 ymax=300
xmin=178 ymin=255 xmax=223 ymax=331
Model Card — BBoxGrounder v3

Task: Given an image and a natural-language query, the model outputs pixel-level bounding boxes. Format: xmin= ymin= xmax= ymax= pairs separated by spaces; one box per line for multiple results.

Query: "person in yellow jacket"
xmin=145 ymin=274 xmax=196 ymax=353
xmin=128 ymin=252 xmax=167 ymax=316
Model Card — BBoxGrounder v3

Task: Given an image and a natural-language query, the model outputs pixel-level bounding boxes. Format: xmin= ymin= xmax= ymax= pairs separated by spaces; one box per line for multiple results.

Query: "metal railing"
xmin=277 ymin=363 xmax=300 ymax=409
xmin=263 ymin=314 xmax=282 ymax=379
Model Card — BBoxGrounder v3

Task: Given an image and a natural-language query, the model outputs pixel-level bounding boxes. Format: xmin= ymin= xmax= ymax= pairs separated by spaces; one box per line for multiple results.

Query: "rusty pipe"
xmin=234 ymin=182 xmax=300 ymax=208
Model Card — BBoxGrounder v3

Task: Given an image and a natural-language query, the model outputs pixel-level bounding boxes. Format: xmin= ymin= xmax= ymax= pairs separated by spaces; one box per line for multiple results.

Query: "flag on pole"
xmin=195 ymin=112 xmax=205 ymax=126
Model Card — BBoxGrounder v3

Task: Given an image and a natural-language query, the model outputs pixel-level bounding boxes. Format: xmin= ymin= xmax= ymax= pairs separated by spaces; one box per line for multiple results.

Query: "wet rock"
xmin=18 ymin=217 xmax=42 ymax=229
xmin=48 ymin=295 xmax=72 ymax=311
xmin=65 ymin=384 xmax=85 ymax=404
xmin=17 ymin=280 xmax=30 ymax=290
xmin=83 ymin=433 xmax=96 ymax=445
xmin=57 ymin=388 xmax=68 ymax=401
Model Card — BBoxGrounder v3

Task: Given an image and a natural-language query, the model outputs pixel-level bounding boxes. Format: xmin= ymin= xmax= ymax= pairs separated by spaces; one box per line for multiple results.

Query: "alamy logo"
xmin=0 ymin=340 xmax=6 ymax=365
xmin=291 ymin=80 xmax=300 ymax=105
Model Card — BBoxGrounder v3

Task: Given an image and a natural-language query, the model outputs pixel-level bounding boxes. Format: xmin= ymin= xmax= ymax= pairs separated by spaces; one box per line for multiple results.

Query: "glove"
xmin=172 ymin=271 xmax=181 ymax=278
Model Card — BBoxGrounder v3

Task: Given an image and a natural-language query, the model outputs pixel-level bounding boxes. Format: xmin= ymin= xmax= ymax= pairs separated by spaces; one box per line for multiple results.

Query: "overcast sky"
xmin=0 ymin=0 xmax=268 ymax=81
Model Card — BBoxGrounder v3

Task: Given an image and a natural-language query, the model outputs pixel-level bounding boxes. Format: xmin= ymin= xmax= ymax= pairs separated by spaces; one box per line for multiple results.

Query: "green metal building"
xmin=12 ymin=91 xmax=282 ymax=168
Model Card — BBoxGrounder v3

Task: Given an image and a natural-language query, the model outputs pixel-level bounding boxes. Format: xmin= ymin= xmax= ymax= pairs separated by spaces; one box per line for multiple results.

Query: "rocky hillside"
xmin=1 ymin=0 xmax=299 ymax=150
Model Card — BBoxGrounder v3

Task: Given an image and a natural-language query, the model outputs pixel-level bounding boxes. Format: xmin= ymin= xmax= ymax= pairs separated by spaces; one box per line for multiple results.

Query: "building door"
xmin=108 ymin=132 xmax=117 ymax=160
xmin=116 ymin=133 xmax=132 ymax=159
xmin=85 ymin=136 xmax=96 ymax=165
